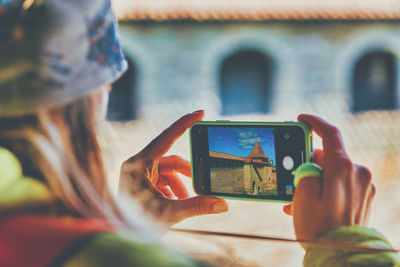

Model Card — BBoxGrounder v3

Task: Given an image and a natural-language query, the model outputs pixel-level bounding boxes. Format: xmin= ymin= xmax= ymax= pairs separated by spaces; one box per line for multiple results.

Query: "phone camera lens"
xmin=284 ymin=133 xmax=290 ymax=140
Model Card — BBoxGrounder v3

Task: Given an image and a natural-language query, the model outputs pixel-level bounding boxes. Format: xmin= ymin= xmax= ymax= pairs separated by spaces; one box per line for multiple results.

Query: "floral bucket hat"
xmin=0 ymin=0 xmax=127 ymax=117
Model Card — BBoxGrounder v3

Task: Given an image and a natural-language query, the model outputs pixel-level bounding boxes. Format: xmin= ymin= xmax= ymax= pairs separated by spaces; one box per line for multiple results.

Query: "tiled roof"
xmin=112 ymin=0 xmax=400 ymax=21
xmin=209 ymin=151 xmax=244 ymax=161
xmin=245 ymin=142 xmax=270 ymax=160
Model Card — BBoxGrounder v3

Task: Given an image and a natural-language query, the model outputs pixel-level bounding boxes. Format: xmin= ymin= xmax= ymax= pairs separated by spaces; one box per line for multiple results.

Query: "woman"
xmin=0 ymin=0 xmax=398 ymax=266
xmin=0 ymin=0 xmax=226 ymax=266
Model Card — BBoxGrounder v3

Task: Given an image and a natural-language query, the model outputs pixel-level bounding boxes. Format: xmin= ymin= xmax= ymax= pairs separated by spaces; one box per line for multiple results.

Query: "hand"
xmin=118 ymin=111 xmax=228 ymax=226
xmin=283 ymin=114 xmax=375 ymax=249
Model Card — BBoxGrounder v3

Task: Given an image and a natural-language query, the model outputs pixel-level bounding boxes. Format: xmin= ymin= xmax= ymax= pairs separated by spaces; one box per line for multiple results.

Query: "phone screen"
xmin=208 ymin=126 xmax=284 ymax=197
xmin=191 ymin=123 xmax=310 ymax=201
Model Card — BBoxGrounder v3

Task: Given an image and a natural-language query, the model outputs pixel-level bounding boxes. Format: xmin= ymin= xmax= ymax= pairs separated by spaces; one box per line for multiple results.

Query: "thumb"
xmin=171 ymin=196 xmax=228 ymax=223
xmin=292 ymin=163 xmax=323 ymax=211
xmin=293 ymin=177 xmax=321 ymax=213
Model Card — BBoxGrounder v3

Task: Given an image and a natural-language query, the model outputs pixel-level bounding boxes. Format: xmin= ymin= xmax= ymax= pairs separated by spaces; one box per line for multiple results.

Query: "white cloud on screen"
xmin=236 ymin=130 xmax=266 ymax=149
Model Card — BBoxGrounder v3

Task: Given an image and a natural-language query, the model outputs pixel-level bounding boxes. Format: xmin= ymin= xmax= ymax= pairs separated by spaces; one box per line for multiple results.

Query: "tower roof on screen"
xmin=245 ymin=142 xmax=270 ymax=161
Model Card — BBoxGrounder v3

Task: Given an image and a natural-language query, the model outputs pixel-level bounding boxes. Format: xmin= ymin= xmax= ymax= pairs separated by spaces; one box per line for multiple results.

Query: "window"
xmin=107 ymin=56 xmax=137 ymax=121
xmin=353 ymin=51 xmax=396 ymax=112
xmin=220 ymin=50 xmax=275 ymax=115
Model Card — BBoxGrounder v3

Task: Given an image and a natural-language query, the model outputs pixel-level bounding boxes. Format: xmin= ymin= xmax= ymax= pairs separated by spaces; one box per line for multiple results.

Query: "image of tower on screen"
xmin=208 ymin=127 xmax=277 ymax=196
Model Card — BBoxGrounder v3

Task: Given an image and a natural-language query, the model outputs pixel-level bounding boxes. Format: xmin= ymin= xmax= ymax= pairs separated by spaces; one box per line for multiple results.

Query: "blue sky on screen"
xmin=208 ymin=127 xmax=276 ymax=163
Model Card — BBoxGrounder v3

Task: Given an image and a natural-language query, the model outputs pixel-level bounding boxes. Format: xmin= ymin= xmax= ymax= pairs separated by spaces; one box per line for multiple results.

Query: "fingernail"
xmin=213 ymin=201 xmax=228 ymax=213
xmin=193 ymin=110 xmax=204 ymax=114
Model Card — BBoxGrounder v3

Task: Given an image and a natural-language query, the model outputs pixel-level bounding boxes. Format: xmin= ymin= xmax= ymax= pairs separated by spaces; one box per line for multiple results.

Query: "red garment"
xmin=0 ymin=215 xmax=113 ymax=267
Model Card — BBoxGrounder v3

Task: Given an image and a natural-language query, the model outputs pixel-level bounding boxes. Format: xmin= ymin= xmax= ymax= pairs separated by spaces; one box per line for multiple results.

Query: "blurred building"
xmin=101 ymin=2 xmax=400 ymax=266
xmin=108 ymin=0 xmax=400 ymax=120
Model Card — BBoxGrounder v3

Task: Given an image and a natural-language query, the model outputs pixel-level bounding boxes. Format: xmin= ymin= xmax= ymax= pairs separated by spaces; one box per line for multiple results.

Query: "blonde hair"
xmin=0 ymin=91 xmax=132 ymax=228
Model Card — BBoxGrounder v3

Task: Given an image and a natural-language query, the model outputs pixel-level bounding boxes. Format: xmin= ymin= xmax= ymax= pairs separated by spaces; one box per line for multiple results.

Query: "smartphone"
xmin=190 ymin=121 xmax=313 ymax=202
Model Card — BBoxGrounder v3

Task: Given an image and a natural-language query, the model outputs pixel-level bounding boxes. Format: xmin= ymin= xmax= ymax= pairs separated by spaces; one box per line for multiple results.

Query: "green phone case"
xmin=189 ymin=121 xmax=313 ymax=203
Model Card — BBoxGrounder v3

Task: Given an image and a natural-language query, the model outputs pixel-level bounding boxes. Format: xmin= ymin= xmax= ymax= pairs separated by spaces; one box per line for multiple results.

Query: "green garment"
xmin=0 ymin=146 xmax=208 ymax=267
xmin=63 ymin=227 xmax=400 ymax=267
xmin=61 ymin=232 xmax=209 ymax=267
xmin=0 ymin=147 xmax=53 ymax=206
xmin=305 ymin=226 xmax=400 ymax=267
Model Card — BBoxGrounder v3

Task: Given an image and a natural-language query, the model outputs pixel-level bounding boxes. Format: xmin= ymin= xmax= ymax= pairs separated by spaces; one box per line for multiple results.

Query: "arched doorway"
xmin=352 ymin=51 xmax=396 ymax=112
xmin=220 ymin=50 xmax=275 ymax=115
xmin=107 ymin=56 xmax=137 ymax=121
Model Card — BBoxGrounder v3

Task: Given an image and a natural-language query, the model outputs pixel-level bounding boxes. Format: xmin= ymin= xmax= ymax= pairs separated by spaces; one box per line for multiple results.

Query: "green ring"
xmin=293 ymin=163 xmax=323 ymax=188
